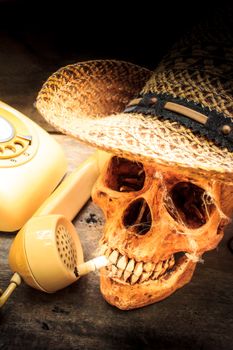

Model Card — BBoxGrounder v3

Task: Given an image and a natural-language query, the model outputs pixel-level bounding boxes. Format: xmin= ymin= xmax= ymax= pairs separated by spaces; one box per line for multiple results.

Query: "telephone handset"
xmin=0 ymin=101 xmax=67 ymax=232
xmin=0 ymin=103 xmax=111 ymax=307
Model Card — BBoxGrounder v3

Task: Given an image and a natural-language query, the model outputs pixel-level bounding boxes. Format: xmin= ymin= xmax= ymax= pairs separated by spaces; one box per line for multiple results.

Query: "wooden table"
xmin=0 ymin=23 xmax=233 ymax=350
xmin=1 ymin=139 xmax=233 ymax=350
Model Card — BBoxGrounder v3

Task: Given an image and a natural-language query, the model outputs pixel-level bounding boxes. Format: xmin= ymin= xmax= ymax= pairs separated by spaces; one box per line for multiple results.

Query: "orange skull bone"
xmin=92 ymin=156 xmax=231 ymax=310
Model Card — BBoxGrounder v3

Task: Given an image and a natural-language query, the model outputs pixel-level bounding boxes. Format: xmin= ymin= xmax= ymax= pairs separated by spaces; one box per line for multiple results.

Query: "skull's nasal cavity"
xmin=104 ymin=156 xmax=145 ymax=192
xmin=123 ymin=198 xmax=152 ymax=235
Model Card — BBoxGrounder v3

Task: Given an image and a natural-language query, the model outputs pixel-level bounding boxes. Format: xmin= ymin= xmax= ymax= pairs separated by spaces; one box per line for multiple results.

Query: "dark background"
xmin=2 ymin=0 xmax=230 ymax=127
xmin=0 ymin=0 xmax=228 ymax=69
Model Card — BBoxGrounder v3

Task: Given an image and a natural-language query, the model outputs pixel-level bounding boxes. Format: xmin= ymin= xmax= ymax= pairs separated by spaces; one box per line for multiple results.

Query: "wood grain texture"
xmin=0 ymin=24 xmax=233 ymax=350
xmin=0 ymin=135 xmax=233 ymax=350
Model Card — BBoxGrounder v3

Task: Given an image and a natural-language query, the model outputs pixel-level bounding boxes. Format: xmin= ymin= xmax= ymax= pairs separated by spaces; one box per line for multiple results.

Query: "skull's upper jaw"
xmin=100 ymin=254 xmax=196 ymax=310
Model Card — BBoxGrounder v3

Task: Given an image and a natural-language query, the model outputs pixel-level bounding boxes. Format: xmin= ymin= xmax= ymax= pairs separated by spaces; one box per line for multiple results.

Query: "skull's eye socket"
xmin=123 ymin=198 xmax=152 ymax=235
xmin=104 ymin=156 xmax=145 ymax=192
xmin=165 ymin=182 xmax=215 ymax=229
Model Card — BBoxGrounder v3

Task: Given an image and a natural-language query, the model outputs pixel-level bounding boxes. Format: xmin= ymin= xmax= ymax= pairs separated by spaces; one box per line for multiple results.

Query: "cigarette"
xmin=75 ymin=256 xmax=109 ymax=277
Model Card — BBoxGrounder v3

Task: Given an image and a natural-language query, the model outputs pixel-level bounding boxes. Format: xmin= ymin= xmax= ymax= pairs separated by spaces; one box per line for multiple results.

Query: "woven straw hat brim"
xmin=37 ymin=103 xmax=233 ymax=183
xmin=36 ymin=60 xmax=233 ymax=183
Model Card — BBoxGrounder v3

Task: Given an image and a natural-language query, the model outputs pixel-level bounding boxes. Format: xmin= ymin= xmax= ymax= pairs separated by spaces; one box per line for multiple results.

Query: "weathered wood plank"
xmin=0 ymin=134 xmax=233 ymax=350
xmin=0 ymin=23 xmax=233 ymax=350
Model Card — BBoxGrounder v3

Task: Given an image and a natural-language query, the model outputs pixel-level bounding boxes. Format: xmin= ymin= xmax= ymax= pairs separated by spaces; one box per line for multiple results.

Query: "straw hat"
xmin=36 ymin=21 xmax=233 ymax=183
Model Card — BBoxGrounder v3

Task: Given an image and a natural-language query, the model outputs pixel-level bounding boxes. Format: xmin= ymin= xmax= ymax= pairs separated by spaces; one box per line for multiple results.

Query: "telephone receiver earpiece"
xmin=0 ymin=150 xmax=111 ymax=307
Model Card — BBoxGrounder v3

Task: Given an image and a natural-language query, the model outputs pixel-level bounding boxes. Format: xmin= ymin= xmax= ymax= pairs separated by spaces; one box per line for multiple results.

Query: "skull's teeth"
xmin=134 ymin=262 xmax=143 ymax=277
xmin=102 ymin=245 xmax=176 ymax=284
xmin=117 ymin=268 xmax=124 ymax=278
xmin=139 ymin=271 xmax=153 ymax=283
xmin=130 ymin=273 xmax=140 ymax=285
xmin=126 ymin=259 xmax=135 ymax=272
xmin=151 ymin=270 xmax=161 ymax=280
xmin=117 ymin=255 xmax=128 ymax=270
xmin=123 ymin=270 xmax=131 ymax=282
xmin=143 ymin=262 xmax=155 ymax=272
xmin=109 ymin=250 xmax=119 ymax=264
xmin=99 ymin=243 xmax=108 ymax=255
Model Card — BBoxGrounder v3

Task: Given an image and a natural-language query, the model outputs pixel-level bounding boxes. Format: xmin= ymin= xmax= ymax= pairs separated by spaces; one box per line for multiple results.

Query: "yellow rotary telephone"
xmin=0 ymin=101 xmax=110 ymax=308
xmin=0 ymin=100 xmax=67 ymax=232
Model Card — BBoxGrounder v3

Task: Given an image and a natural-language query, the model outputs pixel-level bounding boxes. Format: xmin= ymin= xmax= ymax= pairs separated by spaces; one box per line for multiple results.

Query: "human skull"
xmin=92 ymin=155 xmax=232 ymax=310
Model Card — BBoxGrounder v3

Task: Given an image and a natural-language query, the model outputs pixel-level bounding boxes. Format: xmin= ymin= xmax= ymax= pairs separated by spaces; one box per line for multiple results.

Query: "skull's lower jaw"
xmin=100 ymin=256 xmax=196 ymax=310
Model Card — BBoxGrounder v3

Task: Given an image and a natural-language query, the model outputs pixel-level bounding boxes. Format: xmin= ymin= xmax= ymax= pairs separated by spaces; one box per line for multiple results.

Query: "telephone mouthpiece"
xmin=1 ymin=215 xmax=108 ymax=308
xmin=8 ymin=214 xmax=84 ymax=293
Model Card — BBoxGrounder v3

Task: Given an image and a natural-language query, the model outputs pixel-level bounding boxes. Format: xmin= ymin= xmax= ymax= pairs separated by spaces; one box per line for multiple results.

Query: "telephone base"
xmin=0 ymin=100 xmax=67 ymax=232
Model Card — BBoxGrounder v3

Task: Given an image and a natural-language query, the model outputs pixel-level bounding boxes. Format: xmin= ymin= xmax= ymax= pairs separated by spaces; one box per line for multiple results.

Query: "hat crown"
xmin=142 ymin=15 xmax=233 ymax=118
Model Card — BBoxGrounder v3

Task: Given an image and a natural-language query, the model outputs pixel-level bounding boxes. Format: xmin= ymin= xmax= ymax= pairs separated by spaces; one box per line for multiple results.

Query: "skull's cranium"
xmin=92 ymin=155 xmax=232 ymax=310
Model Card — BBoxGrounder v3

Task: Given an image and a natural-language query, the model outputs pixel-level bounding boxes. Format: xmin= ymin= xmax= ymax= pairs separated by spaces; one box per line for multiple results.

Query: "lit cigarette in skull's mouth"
xmin=75 ymin=255 xmax=109 ymax=277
